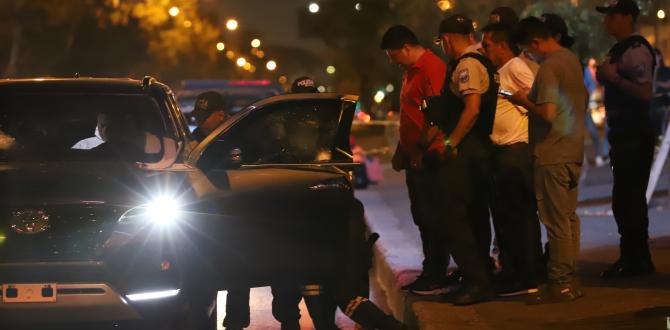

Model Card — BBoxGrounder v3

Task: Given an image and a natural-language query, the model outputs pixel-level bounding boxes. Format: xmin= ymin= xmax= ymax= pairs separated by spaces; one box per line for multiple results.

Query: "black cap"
xmin=439 ymin=14 xmax=475 ymax=35
xmin=191 ymin=91 xmax=227 ymax=124
xmin=489 ymin=7 xmax=519 ymax=27
xmin=596 ymin=0 xmax=640 ymax=18
xmin=541 ymin=13 xmax=576 ymax=48
xmin=291 ymin=76 xmax=318 ymax=93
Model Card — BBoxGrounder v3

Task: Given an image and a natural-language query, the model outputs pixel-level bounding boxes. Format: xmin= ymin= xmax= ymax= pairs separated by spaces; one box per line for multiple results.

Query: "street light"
xmin=659 ymin=9 xmax=666 ymax=20
xmin=326 ymin=65 xmax=336 ymax=74
xmin=308 ymin=2 xmax=320 ymax=13
xmin=251 ymin=39 xmax=261 ymax=48
xmin=266 ymin=60 xmax=277 ymax=71
xmin=216 ymin=42 xmax=225 ymax=52
xmin=226 ymin=19 xmax=239 ymax=31
xmin=436 ymin=0 xmax=452 ymax=12
xmin=168 ymin=6 xmax=180 ymax=17
xmin=374 ymin=91 xmax=385 ymax=103
xmin=355 ymin=3 xmax=362 ymax=11
xmin=236 ymin=57 xmax=247 ymax=67
xmin=385 ymin=84 xmax=395 ymax=93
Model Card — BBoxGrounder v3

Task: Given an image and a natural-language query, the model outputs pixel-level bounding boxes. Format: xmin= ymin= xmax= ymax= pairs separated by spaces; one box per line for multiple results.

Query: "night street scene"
xmin=0 ymin=0 xmax=669 ymax=329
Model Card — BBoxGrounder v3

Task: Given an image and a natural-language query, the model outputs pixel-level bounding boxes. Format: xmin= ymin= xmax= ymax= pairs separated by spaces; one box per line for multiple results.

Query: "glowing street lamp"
xmin=308 ymin=2 xmax=320 ymax=13
xmin=374 ymin=90 xmax=385 ymax=103
xmin=216 ymin=42 xmax=225 ymax=52
xmin=326 ymin=65 xmax=336 ymax=74
xmin=236 ymin=57 xmax=247 ymax=67
xmin=168 ymin=6 xmax=180 ymax=17
xmin=266 ymin=60 xmax=277 ymax=71
xmin=436 ymin=0 xmax=452 ymax=12
xmin=226 ymin=19 xmax=239 ymax=31
xmin=658 ymin=9 xmax=666 ymax=20
xmin=251 ymin=39 xmax=261 ymax=48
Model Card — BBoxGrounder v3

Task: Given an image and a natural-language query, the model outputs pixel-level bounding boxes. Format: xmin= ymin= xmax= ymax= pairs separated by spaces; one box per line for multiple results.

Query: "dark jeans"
xmin=490 ymin=143 xmax=542 ymax=286
xmin=437 ymin=137 xmax=493 ymax=289
xmin=406 ymin=162 xmax=449 ymax=278
xmin=609 ymin=134 xmax=655 ymax=264
xmin=223 ymin=285 xmax=302 ymax=329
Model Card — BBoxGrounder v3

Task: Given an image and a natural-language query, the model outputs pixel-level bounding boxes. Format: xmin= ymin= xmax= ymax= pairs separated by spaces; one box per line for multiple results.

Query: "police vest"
xmin=604 ymin=35 xmax=656 ymax=135
xmin=424 ymin=52 xmax=499 ymax=140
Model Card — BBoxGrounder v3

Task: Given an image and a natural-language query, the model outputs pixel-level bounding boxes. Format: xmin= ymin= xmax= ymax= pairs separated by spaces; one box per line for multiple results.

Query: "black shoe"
xmin=495 ymin=281 xmax=539 ymax=297
xmin=526 ymin=283 xmax=582 ymax=305
xmin=444 ymin=269 xmax=463 ymax=286
xmin=600 ymin=259 xmax=656 ymax=280
xmin=401 ymin=273 xmax=432 ymax=291
xmin=452 ymin=286 xmax=494 ymax=306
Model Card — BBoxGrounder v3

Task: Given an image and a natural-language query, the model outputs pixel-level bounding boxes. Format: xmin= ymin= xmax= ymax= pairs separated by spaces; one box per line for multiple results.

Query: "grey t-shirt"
xmin=528 ymin=48 xmax=586 ymax=165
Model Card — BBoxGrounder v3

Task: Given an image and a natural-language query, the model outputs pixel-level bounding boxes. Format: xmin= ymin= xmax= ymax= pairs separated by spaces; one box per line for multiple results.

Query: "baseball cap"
xmin=489 ymin=7 xmax=519 ymax=27
xmin=439 ymin=14 xmax=475 ymax=35
xmin=191 ymin=91 xmax=227 ymax=124
xmin=291 ymin=76 xmax=318 ymax=93
xmin=541 ymin=13 xmax=576 ymax=48
xmin=596 ymin=0 xmax=640 ymax=18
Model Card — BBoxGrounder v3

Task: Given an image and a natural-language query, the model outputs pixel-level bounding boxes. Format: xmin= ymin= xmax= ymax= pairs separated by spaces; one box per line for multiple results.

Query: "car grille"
xmin=0 ymin=205 xmax=122 ymax=263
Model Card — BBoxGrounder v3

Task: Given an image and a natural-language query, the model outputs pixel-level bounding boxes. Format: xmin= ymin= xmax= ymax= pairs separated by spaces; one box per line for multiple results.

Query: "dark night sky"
xmin=206 ymin=0 xmax=325 ymax=51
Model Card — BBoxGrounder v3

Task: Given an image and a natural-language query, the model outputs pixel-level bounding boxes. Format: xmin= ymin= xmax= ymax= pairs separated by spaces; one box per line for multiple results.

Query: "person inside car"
xmin=191 ymin=91 xmax=231 ymax=142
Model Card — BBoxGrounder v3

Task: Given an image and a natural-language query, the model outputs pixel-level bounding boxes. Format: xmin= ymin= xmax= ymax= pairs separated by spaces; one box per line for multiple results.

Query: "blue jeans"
xmin=585 ymin=110 xmax=609 ymax=158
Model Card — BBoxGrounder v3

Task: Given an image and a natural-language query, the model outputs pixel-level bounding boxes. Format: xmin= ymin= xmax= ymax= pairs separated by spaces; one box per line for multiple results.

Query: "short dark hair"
xmin=514 ymin=17 xmax=552 ymax=46
xmin=482 ymin=23 xmax=520 ymax=55
xmin=381 ymin=25 xmax=420 ymax=50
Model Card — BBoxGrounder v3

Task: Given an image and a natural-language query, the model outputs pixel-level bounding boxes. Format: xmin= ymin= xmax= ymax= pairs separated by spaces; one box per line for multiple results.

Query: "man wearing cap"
xmin=191 ymin=91 xmax=230 ymax=142
xmin=380 ymin=25 xmax=451 ymax=296
xmin=429 ymin=14 xmax=500 ymax=305
xmin=481 ymin=22 xmax=542 ymax=297
xmin=509 ymin=17 xmax=586 ymax=303
xmin=595 ymin=0 xmax=657 ymax=280
xmin=488 ymin=7 xmax=540 ymax=75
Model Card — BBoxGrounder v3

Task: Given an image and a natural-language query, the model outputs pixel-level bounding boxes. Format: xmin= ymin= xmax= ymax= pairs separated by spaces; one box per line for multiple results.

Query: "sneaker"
xmin=495 ymin=281 xmax=539 ymax=297
xmin=409 ymin=278 xmax=452 ymax=296
xmin=526 ymin=283 xmax=582 ymax=305
xmin=452 ymin=285 xmax=494 ymax=306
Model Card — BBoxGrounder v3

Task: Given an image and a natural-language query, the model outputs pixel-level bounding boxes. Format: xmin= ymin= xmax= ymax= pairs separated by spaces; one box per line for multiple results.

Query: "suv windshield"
xmin=0 ymin=93 xmax=166 ymax=162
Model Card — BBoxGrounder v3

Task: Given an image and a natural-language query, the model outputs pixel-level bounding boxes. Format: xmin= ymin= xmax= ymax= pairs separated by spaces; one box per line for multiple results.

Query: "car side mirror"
xmin=229 ymin=147 xmax=243 ymax=168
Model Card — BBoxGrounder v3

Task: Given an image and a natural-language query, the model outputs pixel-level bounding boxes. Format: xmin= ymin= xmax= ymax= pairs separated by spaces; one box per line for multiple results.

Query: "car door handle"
xmin=308 ymin=182 xmax=350 ymax=191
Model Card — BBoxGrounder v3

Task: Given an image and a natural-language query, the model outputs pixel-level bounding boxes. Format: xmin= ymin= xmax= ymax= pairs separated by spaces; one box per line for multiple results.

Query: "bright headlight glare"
xmin=118 ymin=196 xmax=182 ymax=225
xmin=126 ymin=289 xmax=180 ymax=301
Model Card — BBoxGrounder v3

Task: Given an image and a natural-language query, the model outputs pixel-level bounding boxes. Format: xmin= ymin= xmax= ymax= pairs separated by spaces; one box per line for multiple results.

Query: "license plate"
xmin=1 ymin=283 xmax=57 ymax=303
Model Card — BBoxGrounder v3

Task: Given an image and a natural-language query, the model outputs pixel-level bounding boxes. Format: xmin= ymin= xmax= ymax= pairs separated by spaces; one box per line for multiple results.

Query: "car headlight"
xmin=119 ymin=196 xmax=182 ymax=226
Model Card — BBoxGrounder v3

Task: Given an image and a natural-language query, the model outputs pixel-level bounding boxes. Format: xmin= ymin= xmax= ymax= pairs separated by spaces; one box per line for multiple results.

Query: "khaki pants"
xmin=534 ymin=163 xmax=581 ymax=286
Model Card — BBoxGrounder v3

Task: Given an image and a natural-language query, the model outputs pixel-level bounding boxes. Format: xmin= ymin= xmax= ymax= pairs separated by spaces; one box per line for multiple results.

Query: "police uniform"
xmin=596 ymin=0 xmax=657 ymax=278
xmin=425 ymin=15 xmax=499 ymax=302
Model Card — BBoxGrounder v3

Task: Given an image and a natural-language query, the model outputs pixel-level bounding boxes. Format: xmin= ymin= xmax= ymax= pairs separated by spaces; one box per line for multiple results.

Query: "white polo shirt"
xmin=490 ymin=57 xmax=535 ymax=146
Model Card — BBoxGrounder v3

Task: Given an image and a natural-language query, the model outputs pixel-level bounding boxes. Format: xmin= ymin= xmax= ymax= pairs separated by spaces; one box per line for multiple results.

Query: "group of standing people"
xmin=386 ymin=0 xmax=658 ymax=306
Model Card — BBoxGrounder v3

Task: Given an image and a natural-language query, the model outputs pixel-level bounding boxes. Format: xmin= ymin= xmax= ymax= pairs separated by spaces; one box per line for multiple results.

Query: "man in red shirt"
xmin=381 ymin=25 xmax=450 ymax=295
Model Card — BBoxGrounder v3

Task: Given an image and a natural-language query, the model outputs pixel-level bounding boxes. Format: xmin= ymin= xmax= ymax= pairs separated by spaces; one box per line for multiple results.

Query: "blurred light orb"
xmin=243 ymin=62 xmax=252 ymax=70
xmin=317 ymin=86 xmax=326 ymax=93
xmin=256 ymin=51 xmax=265 ymax=59
xmin=266 ymin=60 xmax=277 ymax=71
xmin=436 ymin=0 xmax=451 ymax=12
xmin=226 ymin=50 xmax=235 ymax=59
xmin=183 ymin=20 xmax=192 ymax=28
xmin=355 ymin=3 xmax=362 ymax=11
xmin=308 ymin=2 xmax=320 ymax=13
xmin=236 ymin=57 xmax=247 ymax=67
xmin=226 ymin=19 xmax=239 ymax=31
xmin=249 ymin=65 xmax=257 ymax=73
xmin=216 ymin=42 xmax=225 ymax=51
xmin=374 ymin=91 xmax=385 ymax=103
xmin=659 ymin=9 xmax=666 ymax=20
xmin=278 ymin=76 xmax=288 ymax=84
xmin=326 ymin=65 xmax=336 ymax=74
xmin=385 ymin=84 xmax=395 ymax=93
xmin=251 ymin=39 xmax=261 ymax=48
xmin=168 ymin=6 xmax=180 ymax=17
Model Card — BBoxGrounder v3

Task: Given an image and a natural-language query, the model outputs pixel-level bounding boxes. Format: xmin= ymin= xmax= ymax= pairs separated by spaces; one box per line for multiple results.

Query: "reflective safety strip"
xmin=302 ymin=284 xmax=323 ymax=296
xmin=344 ymin=296 xmax=369 ymax=317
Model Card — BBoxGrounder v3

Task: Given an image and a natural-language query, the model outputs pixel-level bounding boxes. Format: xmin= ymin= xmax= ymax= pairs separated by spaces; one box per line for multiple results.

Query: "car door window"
xmin=198 ymin=99 xmax=343 ymax=168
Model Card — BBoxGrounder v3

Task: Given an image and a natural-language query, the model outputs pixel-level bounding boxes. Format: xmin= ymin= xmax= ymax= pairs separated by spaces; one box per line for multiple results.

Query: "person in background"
xmin=584 ymin=58 xmax=610 ymax=167
xmin=191 ymin=91 xmax=230 ymax=142
xmin=488 ymin=7 xmax=539 ymax=75
xmin=652 ymin=49 xmax=670 ymax=139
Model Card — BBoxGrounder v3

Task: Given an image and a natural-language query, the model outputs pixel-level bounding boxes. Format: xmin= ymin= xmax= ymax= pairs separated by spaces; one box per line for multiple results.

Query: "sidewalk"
xmin=357 ymin=167 xmax=670 ymax=330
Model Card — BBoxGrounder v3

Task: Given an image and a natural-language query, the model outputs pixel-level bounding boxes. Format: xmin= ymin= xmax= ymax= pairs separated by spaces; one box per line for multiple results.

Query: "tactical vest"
xmin=424 ymin=52 xmax=499 ymax=141
xmin=604 ymin=35 xmax=656 ymax=135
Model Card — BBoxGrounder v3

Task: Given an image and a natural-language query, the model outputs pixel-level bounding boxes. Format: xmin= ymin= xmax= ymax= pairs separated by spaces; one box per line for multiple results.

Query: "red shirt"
xmin=399 ymin=50 xmax=446 ymax=154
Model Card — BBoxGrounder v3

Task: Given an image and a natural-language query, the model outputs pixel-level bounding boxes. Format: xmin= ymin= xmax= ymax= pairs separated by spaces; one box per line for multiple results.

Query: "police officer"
xmin=429 ymin=14 xmax=499 ymax=305
xmin=595 ymin=0 xmax=657 ymax=279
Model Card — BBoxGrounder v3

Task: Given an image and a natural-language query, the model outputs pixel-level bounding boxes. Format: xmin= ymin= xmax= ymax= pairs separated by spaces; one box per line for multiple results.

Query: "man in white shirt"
xmin=481 ymin=23 xmax=543 ymax=297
